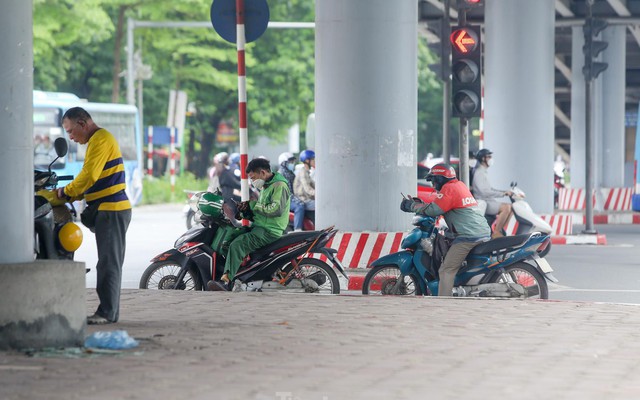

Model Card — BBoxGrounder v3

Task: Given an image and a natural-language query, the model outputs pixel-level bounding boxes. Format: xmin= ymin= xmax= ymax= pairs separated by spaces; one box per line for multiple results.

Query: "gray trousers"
xmin=94 ymin=209 xmax=131 ymax=322
xmin=438 ymin=241 xmax=479 ymax=297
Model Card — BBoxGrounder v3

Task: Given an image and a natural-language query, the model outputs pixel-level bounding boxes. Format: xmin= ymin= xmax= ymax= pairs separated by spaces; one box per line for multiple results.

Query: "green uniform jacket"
xmin=247 ymin=172 xmax=291 ymax=236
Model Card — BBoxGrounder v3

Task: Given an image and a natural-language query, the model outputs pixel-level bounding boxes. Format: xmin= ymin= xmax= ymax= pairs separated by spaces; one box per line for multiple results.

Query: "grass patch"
xmin=141 ymin=173 xmax=209 ymax=205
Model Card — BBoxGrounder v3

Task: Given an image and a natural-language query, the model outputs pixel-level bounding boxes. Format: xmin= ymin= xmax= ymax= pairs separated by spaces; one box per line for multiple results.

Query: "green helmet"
xmin=198 ymin=192 xmax=224 ymax=219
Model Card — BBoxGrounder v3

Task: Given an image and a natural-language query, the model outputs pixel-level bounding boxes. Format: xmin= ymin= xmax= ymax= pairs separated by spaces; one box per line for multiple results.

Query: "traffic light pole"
xmin=443 ymin=0 xmax=451 ymax=165
xmin=584 ymin=78 xmax=596 ymax=234
xmin=459 ymin=117 xmax=470 ymax=185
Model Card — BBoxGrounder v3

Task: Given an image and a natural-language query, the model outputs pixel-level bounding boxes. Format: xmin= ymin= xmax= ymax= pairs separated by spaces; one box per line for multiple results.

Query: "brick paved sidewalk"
xmin=2 ymin=290 xmax=640 ymax=400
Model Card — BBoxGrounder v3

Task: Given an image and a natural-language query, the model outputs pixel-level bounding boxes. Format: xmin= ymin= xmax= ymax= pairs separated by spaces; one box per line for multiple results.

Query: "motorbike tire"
xmin=489 ymin=262 xmax=548 ymax=299
xmin=186 ymin=209 xmax=196 ymax=230
xmin=362 ymin=265 xmax=422 ymax=296
xmin=282 ymin=258 xmax=340 ymax=294
xmin=139 ymin=261 xmax=203 ymax=291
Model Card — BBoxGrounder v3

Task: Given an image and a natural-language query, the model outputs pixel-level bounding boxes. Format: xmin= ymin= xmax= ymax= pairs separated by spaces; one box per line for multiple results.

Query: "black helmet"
xmin=475 ymin=148 xmax=493 ymax=163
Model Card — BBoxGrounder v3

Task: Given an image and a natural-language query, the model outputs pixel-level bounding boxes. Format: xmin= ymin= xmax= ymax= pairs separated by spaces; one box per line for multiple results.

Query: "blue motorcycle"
xmin=361 ymin=214 xmax=557 ymax=299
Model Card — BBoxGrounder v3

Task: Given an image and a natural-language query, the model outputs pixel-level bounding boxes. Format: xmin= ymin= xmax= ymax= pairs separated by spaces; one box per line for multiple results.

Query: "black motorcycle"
xmin=34 ymin=137 xmax=83 ymax=260
xmin=140 ymin=191 xmax=348 ymax=293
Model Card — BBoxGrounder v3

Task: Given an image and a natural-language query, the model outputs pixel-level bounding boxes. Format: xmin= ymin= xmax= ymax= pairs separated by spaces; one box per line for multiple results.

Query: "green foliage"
xmin=141 ymin=172 xmax=208 ymax=205
xmin=33 ymin=0 xmax=446 ymax=169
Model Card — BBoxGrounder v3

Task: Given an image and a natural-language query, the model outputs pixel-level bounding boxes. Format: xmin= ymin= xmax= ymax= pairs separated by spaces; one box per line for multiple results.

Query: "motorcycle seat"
xmin=469 ymin=233 xmax=531 ymax=255
xmin=248 ymin=231 xmax=319 ymax=261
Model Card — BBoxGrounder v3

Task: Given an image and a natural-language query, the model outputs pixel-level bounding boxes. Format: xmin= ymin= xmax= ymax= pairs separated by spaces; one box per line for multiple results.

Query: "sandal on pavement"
xmin=207 ymin=280 xmax=230 ymax=291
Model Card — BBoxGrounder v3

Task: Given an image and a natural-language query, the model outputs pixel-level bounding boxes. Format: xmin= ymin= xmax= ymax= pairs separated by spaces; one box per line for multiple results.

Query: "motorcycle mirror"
xmin=54 ymin=137 xmax=68 ymax=158
xmin=510 ymin=181 xmax=517 ymax=188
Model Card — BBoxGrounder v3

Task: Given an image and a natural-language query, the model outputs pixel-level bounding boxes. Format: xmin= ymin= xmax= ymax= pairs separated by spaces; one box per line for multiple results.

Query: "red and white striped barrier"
xmin=317 ymin=231 xmax=405 ymax=269
xmin=558 ymin=187 xmax=633 ymax=211
xmin=501 ymin=214 xmax=573 ymax=236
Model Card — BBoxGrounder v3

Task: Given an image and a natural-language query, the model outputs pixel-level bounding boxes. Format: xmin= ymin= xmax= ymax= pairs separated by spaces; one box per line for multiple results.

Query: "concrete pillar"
xmin=0 ymin=261 xmax=86 ymax=349
xmin=601 ymin=26 xmax=626 ymax=188
xmin=570 ymin=27 xmax=586 ymax=189
xmin=0 ymin=0 xmax=34 ymax=262
xmin=484 ymin=0 xmax=555 ymax=214
xmin=0 ymin=1 xmax=86 ymax=350
xmin=315 ymin=0 xmax=417 ymax=231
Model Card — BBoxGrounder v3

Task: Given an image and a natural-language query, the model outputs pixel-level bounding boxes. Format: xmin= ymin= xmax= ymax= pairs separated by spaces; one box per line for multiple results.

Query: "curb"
xmin=551 ymin=234 xmax=607 ymax=245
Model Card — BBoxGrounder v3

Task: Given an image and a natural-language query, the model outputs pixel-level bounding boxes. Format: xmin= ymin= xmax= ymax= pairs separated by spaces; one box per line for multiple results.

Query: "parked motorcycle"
xmin=477 ymin=182 xmax=554 ymax=257
xmin=141 ymin=191 xmax=348 ymax=293
xmin=361 ymin=198 xmax=557 ymax=298
xmin=34 ymin=137 xmax=83 ymax=260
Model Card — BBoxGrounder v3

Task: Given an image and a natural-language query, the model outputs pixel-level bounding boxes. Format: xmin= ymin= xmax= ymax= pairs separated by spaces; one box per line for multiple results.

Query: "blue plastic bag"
xmin=84 ymin=330 xmax=139 ymax=350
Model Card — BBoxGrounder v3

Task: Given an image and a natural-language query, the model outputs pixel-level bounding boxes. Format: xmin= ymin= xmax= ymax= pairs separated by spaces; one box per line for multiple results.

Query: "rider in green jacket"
xmin=212 ymin=158 xmax=291 ymax=289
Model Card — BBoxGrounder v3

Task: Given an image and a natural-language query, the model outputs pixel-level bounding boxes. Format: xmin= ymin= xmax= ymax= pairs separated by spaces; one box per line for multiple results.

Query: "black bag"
xmin=80 ymin=202 xmax=100 ymax=230
xmin=431 ymin=232 xmax=453 ymax=277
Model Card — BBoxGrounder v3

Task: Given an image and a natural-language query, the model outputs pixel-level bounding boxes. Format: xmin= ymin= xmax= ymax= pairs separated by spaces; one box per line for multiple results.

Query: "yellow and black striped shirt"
xmin=63 ymin=128 xmax=131 ymax=211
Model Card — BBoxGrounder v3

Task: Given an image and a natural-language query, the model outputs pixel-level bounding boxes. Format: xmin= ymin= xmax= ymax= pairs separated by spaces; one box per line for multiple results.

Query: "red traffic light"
xmin=450 ymin=28 xmax=478 ymax=54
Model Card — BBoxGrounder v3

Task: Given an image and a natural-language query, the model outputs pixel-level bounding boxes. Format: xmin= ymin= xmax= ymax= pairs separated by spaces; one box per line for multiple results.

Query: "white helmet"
xmin=214 ymin=152 xmax=229 ymax=164
xmin=278 ymin=152 xmax=295 ymax=165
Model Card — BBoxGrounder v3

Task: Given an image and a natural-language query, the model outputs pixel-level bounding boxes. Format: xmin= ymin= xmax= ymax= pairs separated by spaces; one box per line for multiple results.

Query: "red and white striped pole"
xmin=236 ymin=0 xmax=250 ymax=225
xmin=147 ymin=126 xmax=153 ymax=176
xmin=169 ymin=127 xmax=176 ymax=193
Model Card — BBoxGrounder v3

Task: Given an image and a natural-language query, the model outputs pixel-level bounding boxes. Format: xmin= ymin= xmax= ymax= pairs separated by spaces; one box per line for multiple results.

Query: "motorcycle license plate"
xmin=535 ymin=257 xmax=553 ymax=273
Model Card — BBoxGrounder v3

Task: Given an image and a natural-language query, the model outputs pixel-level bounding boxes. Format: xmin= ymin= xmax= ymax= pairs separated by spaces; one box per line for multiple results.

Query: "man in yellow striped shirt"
xmin=57 ymin=107 xmax=131 ymax=325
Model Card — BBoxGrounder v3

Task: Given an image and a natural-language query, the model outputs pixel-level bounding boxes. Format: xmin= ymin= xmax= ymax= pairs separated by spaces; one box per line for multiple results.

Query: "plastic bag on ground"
xmin=84 ymin=330 xmax=139 ymax=350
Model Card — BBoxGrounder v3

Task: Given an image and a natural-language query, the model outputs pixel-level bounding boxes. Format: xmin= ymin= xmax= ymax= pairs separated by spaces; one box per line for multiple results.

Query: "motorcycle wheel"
xmin=186 ymin=209 xmax=196 ymax=230
xmin=362 ymin=265 xmax=422 ymax=296
xmin=282 ymin=258 xmax=340 ymax=294
xmin=139 ymin=261 xmax=203 ymax=291
xmin=490 ymin=262 xmax=548 ymax=299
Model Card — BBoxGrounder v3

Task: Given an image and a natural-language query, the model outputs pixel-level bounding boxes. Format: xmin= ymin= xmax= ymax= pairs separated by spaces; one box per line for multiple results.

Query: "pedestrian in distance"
xmin=471 ymin=148 xmax=513 ymax=239
xmin=57 ymin=107 xmax=131 ymax=325
xmin=278 ymin=151 xmax=307 ymax=231
xmin=293 ymin=149 xmax=316 ymax=230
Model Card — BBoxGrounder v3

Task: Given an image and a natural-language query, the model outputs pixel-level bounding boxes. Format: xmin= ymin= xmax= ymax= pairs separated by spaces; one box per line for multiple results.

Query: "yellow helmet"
xmin=58 ymin=222 xmax=83 ymax=252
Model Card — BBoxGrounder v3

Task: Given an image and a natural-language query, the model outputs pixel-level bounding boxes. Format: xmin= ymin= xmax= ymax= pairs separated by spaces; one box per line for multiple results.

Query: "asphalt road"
xmin=80 ymin=204 xmax=640 ymax=303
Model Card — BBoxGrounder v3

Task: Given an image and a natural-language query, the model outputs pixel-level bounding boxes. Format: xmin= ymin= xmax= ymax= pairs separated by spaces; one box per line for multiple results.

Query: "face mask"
xmin=309 ymin=167 xmax=316 ymax=180
xmin=286 ymin=162 xmax=295 ymax=172
xmin=487 ymin=158 xmax=494 ymax=167
xmin=252 ymin=179 xmax=265 ymax=190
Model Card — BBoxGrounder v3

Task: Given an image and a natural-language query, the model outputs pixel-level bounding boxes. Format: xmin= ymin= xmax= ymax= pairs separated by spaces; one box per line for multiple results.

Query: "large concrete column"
xmin=601 ymin=25 xmax=626 ymax=188
xmin=483 ymin=0 xmax=555 ymax=214
xmin=315 ymin=0 xmax=417 ymax=231
xmin=0 ymin=1 xmax=85 ymax=350
xmin=0 ymin=0 xmax=34 ymax=262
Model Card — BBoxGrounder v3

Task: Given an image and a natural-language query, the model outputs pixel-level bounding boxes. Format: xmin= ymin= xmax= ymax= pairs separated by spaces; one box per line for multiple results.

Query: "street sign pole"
xmin=235 ymin=0 xmax=250 ymax=213
xmin=210 ymin=0 xmax=269 ymax=224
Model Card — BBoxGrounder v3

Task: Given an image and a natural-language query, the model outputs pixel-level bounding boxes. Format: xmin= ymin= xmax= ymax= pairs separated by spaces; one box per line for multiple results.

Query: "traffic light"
xmin=457 ymin=0 xmax=483 ymax=9
xmin=426 ymin=19 xmax=451 ymax=81
xmin=582 ymin=17 xmax=608 ymax=81
xmin=450 ymin=25 xmax=481 ymax=118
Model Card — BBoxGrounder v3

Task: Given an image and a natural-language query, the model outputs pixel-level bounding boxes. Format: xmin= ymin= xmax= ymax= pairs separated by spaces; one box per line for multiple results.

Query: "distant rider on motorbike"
xmin=208 ymin=157 xmax=291 ymax=291
xmin=401 ymin=163 xmax=491 ymax=297
xmin=471 ymin=148 xmax=513 ymax=239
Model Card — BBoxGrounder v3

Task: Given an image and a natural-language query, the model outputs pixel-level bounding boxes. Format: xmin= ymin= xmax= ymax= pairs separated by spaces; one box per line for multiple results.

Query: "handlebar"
xmin=57 ymin=175 xmax=74 ymax=181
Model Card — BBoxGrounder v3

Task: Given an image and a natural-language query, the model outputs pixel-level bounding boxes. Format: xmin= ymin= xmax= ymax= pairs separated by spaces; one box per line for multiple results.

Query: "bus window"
xmin=33 ymin=107 xmax=64 ymax=168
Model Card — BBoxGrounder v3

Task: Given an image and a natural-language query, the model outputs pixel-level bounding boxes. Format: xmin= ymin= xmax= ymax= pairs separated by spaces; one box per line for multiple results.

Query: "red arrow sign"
xmin=450 ymin=29 xmax=478 ymax=54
